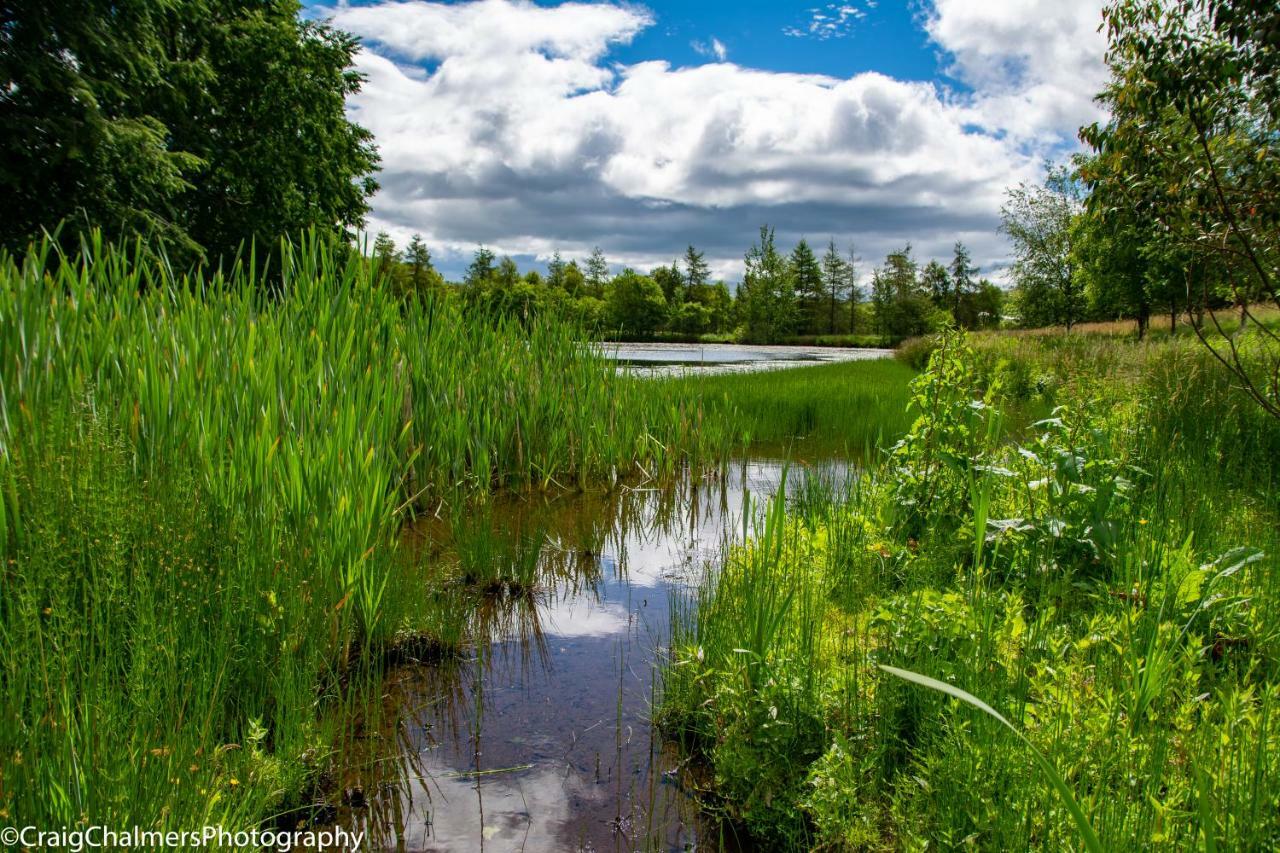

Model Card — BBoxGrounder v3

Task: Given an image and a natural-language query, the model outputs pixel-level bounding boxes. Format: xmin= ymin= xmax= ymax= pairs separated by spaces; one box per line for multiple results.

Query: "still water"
xmin=334 ymin=460 xmax=847 ymax=851
xmin=597 ymin=342 xmax=889 ymax=376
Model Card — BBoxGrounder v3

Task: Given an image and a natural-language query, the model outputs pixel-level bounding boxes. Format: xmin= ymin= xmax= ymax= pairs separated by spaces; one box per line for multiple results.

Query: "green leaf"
xmin=878 ymin=664 xmax=1104 ymax=853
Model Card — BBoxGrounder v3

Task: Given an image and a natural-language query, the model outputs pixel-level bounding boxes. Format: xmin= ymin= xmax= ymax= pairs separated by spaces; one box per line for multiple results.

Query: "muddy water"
xmin=334 ymin=460 xmax=846 ymax=852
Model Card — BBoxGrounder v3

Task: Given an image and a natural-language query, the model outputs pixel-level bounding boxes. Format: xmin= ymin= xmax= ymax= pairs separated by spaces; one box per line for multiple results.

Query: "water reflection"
xmin=596 ymin=342 xmax=890 ymax=377
xmin=335 ymin=460 xmax=848 ymax=852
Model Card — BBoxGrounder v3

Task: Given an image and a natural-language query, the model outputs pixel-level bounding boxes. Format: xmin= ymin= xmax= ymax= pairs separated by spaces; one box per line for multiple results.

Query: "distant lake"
xmin=596 ymin=341 xmax=893 ymax=376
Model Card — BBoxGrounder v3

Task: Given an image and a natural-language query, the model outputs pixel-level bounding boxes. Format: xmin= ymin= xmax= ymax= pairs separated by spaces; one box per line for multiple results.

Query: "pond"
xmin=596 ymin=342 xmax=890 ymax=376
xmin=333 ymin=459 xmax=849 ymax=851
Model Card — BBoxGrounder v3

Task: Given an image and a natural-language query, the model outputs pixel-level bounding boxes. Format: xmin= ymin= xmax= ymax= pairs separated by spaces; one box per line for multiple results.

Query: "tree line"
xmin=6 ymin=0 xmax=1274 ymax=401
xmin=366 ymin=228 xmax=1003 ymax=344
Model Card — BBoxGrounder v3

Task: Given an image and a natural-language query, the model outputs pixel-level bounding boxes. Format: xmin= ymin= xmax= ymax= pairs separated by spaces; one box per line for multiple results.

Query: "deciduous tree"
xmin=1001 ymin=165 xmax=1085 ymax=329
xmin=0 ymin=0 xmax=380 ymax=265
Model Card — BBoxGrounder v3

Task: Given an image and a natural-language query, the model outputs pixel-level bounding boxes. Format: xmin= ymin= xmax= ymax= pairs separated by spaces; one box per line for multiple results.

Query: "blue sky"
xmin=316 ymin=0 xmax=1109 ymax=283
xmin=611 ymin=1 xmax=942 ymax=83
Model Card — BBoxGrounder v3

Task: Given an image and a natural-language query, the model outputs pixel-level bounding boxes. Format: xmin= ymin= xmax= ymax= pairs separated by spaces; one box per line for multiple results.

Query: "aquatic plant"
xmin=0 ymin=231 xmax=733 ymax=833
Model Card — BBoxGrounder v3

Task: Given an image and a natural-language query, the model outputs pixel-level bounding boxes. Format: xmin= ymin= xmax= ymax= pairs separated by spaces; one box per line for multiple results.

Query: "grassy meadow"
xmin=0 ymin=233 xmax=736 ymax=833
xmin=660 ymin=326 xmax=1280 ymax=849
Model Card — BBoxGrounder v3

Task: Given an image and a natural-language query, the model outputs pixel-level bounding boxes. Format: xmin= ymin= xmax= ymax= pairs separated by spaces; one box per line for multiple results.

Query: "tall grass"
xmin=661 ymin=330 xmax=1280 ymax=849
xmin=665 ymin=358 xmax=917 ymax=456
xmin=0 ymin=232 xmax=732 ymax=833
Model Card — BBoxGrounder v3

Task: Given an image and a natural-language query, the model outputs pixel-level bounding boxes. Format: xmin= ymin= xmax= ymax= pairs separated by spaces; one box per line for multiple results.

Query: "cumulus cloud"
xmin=926 ymin=0 xmax=1109 ymax=143
xmin=325 ymin=0 xmax=1107 ymax=282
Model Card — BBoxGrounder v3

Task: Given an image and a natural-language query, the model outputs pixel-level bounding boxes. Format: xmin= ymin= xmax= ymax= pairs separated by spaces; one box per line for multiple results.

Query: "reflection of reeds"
xmin=326 ymin=656 xmax=470 ymax=850
xmin=328 ymin=462 xmax=816 ymax=849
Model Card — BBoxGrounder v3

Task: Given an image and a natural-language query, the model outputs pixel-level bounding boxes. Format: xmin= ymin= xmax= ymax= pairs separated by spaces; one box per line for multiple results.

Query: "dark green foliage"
xmin=683 ymin=244 xmax=710 ymax=294
xmin=820 ymin=239 xmax=855 ymax=335
xmin=0 ymin=0 xmax=379 ymax=264
xmin=922 ymin=260 xmax=950 ymax=310
xmin=790 ymin=238 xmax=824 ymax=335
xmin=606 ymin=268 xmax=668 ymax=337
xmin=871 ymin=245 xmax=944 ymax=338
xmin=948 ymin=242 xmax=1001 ymax=329
xmin=401 ymin=233 xmax=444 ymax=299
xmin=650 ymin=261 xmax=684 ymax=305
xmin=0 ymin=1 xmax=202 ymax=252
xmin=738 ymin=226 xmax=797 ymax=343
xmin=464 ymin=244 xmax=497 ymax=286
xmin=371 ymin=230 xmax=401 ymax=290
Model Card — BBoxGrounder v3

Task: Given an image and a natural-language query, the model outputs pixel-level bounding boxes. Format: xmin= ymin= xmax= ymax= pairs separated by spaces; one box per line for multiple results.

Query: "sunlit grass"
xmin=664 ymin=358 xmax=918 ymax=456
xmin=661 ymin=329 xmax=1280 ymax=849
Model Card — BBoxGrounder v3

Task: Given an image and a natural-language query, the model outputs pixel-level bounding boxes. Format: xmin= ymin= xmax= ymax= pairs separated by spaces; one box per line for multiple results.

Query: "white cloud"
xmin=327 ymin=0 xmax=1107 ymax=282
xmin=692 ymin=37 xmax=728 ymax=62
xmin=783 ymin=4 xmax=870 ymax=40
xmin=926 ymin=0 xmax=1109 ymax=143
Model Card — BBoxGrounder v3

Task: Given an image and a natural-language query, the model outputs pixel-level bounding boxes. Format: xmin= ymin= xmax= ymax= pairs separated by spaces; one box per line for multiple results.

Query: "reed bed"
xmin=662 ymin=330 xmax=1280 ymax=849
xmin=665 ymin=358 xmax=917 ymax=457
xmin=0 ymin=233 xmax=733 ymax=833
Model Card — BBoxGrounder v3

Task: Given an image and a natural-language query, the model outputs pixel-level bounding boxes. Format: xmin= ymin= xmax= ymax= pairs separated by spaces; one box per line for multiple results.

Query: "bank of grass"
xmin=778 ymin=333 xmax=897 ymax=348
xmin=665 ymin=358 xmax=918 ymax=456
xmin=661 ymin=328 xmax=1280 ymax=849
xmin=0 ymin=233 xmax=734 ymax=833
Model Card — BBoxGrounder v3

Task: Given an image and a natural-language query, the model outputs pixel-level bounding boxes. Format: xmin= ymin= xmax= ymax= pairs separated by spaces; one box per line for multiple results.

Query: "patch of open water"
xmin=333 ymin=459 xmax=848 ymax=851
xmin=596 ymin=342 xmax=890 ymax=377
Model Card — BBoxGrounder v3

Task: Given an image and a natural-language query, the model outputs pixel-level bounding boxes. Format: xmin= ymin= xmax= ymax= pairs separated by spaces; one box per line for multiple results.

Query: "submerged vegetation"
xmin=0 ymin=232 xmax=735 ymax=833
xmin=660 ymin=329 xmax=1280 ymax=848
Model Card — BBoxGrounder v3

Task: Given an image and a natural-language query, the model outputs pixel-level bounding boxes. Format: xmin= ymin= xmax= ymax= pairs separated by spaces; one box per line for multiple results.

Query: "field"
xmin=659 ymin=326 xmax=1280 ymax=849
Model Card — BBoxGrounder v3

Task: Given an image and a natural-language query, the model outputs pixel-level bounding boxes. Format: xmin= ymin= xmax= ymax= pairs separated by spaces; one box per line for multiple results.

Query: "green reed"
xmin=0 ymin=232 xmax=733 ymax=834
xmin=664 ymin=358 xmax=917 ymax=457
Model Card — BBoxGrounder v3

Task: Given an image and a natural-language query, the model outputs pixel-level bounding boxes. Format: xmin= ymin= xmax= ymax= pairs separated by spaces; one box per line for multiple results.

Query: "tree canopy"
xmin=0 ymin=0 xmax=379 ymax=264
xmin=1080 ymin=0 xmax=1280 ymax=415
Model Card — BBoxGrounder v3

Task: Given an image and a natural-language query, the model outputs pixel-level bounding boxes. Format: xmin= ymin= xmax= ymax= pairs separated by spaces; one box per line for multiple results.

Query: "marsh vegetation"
xmin=661 ymin=329 xmax=1280 ymax=849
xmin=4 ymin=0 xmax=1280 ymax=849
